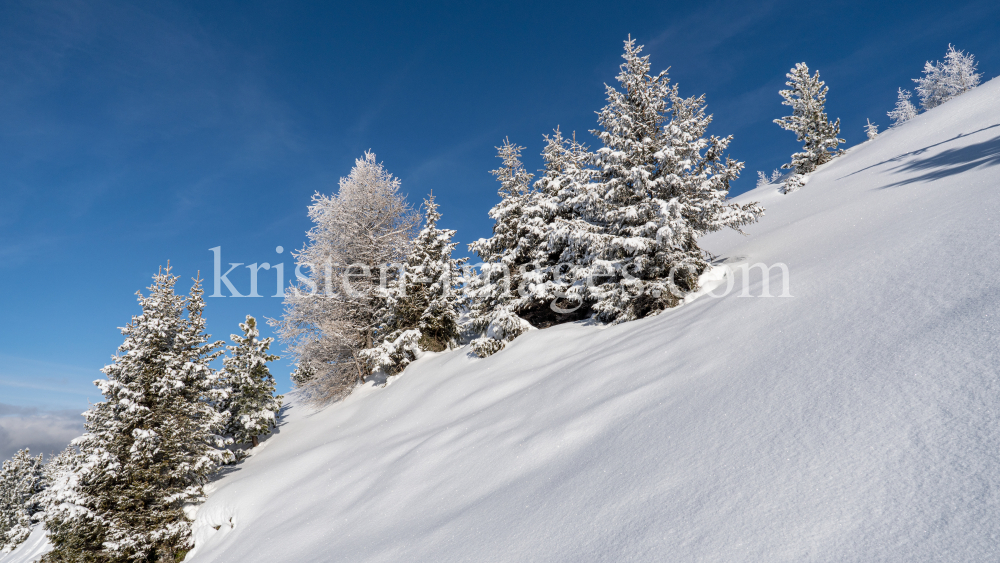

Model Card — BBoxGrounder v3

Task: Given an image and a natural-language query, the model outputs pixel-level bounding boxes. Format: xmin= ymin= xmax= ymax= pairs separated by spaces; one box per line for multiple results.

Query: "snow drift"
xmin=7 ymin=78 xmax=1000 ymax=563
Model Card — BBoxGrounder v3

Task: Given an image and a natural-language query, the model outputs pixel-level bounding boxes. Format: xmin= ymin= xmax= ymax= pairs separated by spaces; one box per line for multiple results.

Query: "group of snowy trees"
xmin=0 ymin=268 xmax=282 ymax=561
xmin=273 ymin=152 xmax=466 ymax=400
xmin=887 ymin=45 xmax=981 ymax=128
xmin=274 ymin=41 xmax=987 ymax=393
xmin=766 ymin=44 xmax=983 ymax=194
xmin=884 ymin=45 xmax=982 ymax=130
xmin=467 ymin=38 xmax=762 ymax=353
xmin=0 ymin=450 xmax=44 ymax=553
xmin=278 ymin=37 xmax=763 ymax=394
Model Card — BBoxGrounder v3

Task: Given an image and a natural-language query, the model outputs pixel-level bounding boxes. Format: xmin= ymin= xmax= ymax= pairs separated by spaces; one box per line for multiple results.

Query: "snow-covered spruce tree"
xmin=466 ymin=140 xmax=536 ymax=357
xmin=36 ymin=446 xmax=78 ymax=519
xmin=361 ymin=194 xmax=467 ymax=374
xmin=576 ymin=38 xmax=762 ymax=323
xmin=887 ymin=88 xmax=919 ymax=127
xmin=518 ymin=128 xmax=601 ymax=326
xmin=40 ymin=446 xmax=99 ymax=563
xmin=470 ymin=129 xmax=599 ymax=347
xmin=218 ymin=316 xmax=282 ymax=450
xmin=274 ymin=152 xmax=419 ymax=400
xmin=0 ymin=449 xmax=44 ymax=553
xmin=773 ymin=62 xmax=845 ymax=193
xmin=914 ymin=44 xmax=982 ymax=110
xmin=43 ymin=268 xmax=229 ymax=563
xmin=865 ymin=119 xmax=879 ymax=140
xmin=37 ymin=446 xmax=91 ymax=563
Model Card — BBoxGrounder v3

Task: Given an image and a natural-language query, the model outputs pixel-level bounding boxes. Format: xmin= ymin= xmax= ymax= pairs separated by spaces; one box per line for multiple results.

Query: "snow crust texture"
xmin=7 ymin=78 xmax=1000 ymax=563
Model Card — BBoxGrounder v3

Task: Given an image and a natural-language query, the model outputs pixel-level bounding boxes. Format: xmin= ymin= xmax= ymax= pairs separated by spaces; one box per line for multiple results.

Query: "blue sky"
xmin=1 ymin=0 xmax=998 ymax=456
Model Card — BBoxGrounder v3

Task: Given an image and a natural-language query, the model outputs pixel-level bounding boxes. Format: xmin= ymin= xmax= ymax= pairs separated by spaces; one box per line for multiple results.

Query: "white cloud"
xmin=0 ymin=404 xmax=84 ymax=461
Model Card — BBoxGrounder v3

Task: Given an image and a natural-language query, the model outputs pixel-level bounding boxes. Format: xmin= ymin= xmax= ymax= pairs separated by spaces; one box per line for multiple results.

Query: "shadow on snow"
xmin=836 ymin=123 xmax=1000 ymax=182
xmin=882 ymin=133 xmax=1000 ymax=187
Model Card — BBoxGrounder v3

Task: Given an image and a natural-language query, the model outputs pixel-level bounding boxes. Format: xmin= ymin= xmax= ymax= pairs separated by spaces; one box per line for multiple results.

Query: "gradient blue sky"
xmin=1 ymin=0 xmax=998 ymax=456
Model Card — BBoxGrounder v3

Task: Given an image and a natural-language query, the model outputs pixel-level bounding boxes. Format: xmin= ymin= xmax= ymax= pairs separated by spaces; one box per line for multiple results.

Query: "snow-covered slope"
xmin=7 ymin=78 xmax=1000 ymax=563
xmin=1 ymin=527 xmax=50 ymax=563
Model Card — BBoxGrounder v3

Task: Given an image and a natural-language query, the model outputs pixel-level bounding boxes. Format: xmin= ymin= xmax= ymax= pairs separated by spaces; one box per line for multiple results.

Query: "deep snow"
xmin=6 ymin=77 xmax=1000 ymax=563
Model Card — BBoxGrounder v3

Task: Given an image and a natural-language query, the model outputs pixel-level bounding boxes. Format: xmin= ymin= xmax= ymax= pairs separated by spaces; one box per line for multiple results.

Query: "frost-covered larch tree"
xmin=361 ymin=194 xmax=466 ymax=373
xmin=577 ymin=38 xmax=762 ymax=322
xmin=467 ymin=140 xmax=536 ymax=357
xmin=774 ymin=62 xmax=845 ymax=193
xmin=887 ymin=88 xmax=919 ymax=127
xmin=43 ymin=268 xmax=230 ymax=563
xmin=274 ymin=151 xmax=419 ymax=400
xmin=0 ymin=449 xmax=44 ymax=553
xmin=914 ymin=45 xmax=982 ymax=110
xmin=218 ymin=316 xmax=282 ymax=450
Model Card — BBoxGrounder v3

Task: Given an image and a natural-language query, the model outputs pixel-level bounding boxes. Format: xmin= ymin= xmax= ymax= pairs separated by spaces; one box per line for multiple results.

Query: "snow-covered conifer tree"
xmin=0 ymin=449 xmax=44 ymax=553
xmin=40 ymin=446 xmax=97 ymax=563
xmin=218 ymin=316 xmax=282 ymax=449
xmin=401 ymin=195 xmax=466 ymax=352
xmin=467 ymin=140 xmax=536 ymax=356
xmin=361 ymin=194 xmax=467 ymax=372
xmin=914 ymin=45 xmax=982 ymax=110
xmin=36 ymin=446 xmax=78 ymax=522
xmin=518 ymin=129 xmax=600 ymax=325
xmin=774 ymin=63 xmax=845 ymax=192
xmin=44 ymin=268 xmax=230 ymax=563
xmin=887 ymin=88 xmax=919 ymax=126
xmin=577 ymin=38 xmax=762 ymax=322
xmin=32 ymin=446 xmax=83 ymax=562
xmin=470 ymin=129 xmax=599 ymax=338
xmin=756 ymin=169 xmax=782 ymax=188
xmin=865 ymin=119 xmax=879 ymax=140
xmin=274 ymin=152 xmax=419 ymax=400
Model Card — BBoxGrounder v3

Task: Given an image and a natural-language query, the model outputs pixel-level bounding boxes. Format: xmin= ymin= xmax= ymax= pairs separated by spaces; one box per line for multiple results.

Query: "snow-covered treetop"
xmin=914 ymin=44 xmax=982 ymax=110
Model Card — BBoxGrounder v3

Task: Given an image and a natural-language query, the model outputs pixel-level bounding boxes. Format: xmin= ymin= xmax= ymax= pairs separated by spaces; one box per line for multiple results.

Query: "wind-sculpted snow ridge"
xmin=6 ymin=77 xmax=1000 ymax=563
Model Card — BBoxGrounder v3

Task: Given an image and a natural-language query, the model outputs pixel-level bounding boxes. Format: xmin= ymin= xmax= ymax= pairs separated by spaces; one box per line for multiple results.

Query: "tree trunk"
xmin=251 ymin=435 xmax=259 ymax=448
xmin=351 ymin=348 xmax=368 ymax=383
